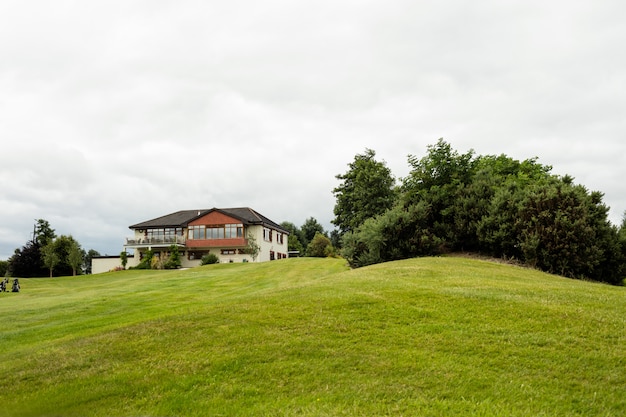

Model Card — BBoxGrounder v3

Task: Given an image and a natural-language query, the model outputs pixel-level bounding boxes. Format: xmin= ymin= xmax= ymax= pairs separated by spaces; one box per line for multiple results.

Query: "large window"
xmin=225 ymin=224 xmax=244 ymax=238
xmin=189 ymin=225 xmax=206 ymax=239
xmin=188 ymin=224 xmax=245 ymax=240
xmin=147 ymin=228 xmax=183 ymax=241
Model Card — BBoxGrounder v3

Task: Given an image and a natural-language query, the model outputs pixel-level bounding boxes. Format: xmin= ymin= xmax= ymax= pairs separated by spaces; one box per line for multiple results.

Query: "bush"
xmin=201 ymin=253 xmax=219 ymax=265
xmin=134 ymin=250 xmax=154 ymax=269
xmin=164 ymin=245 xmax=182 ymax=269
xmin=306 ymin=232 xmax=334 ymax=257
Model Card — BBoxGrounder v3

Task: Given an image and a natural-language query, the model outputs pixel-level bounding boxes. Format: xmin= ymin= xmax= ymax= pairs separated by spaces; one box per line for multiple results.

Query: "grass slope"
xmin=0 ymin=257 xmax=624 ymax=416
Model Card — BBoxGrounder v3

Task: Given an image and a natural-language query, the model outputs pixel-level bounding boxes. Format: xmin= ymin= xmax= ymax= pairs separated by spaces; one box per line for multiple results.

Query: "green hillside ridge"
xmin=0 ymin=257 xmax=624 ymax=416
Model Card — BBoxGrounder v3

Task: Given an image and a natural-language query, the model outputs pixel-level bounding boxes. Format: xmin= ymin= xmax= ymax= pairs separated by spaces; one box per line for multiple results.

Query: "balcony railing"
xmin=124 ymin=235 xmax=186 ymax=247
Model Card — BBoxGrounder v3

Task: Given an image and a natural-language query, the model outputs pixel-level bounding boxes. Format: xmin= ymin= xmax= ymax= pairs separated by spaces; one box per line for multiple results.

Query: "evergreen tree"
xmin=333 ymin=148 xmax=396 ymax=235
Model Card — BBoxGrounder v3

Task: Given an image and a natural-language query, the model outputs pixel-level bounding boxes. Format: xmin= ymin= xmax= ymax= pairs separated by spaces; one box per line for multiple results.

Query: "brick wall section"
xmin=186 ymin=238 xmax=247 ymax=248
xmin=189 ymin=211 xmax=241 ymax=226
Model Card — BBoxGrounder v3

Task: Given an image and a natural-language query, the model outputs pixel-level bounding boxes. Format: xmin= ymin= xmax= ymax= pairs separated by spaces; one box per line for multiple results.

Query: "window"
xmin=189 ymin=225 xmax=205 ymax=239
xmin=188 ymin=250 xmax=209 ymax=260
xmin=225 ymin=224 xmax=244 ymax=238
xmin=263 ymin=227 xmax=272 ymax=242
xmin=221 ymin=249 xmax=236 ymax=255
xmin=207 ymin=226 xmax=225 ymax=239
xmin=189 ymin=224 xmax=246 ymax=240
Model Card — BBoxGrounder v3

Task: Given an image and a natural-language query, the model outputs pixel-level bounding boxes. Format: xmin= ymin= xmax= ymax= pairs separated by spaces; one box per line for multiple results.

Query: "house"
xmin=92 ymin=207 xmax=290 ymax=273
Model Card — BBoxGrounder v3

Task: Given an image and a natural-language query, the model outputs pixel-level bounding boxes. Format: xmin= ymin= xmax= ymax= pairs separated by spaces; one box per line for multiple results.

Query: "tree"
xmin=0 ymin=260 xmax=8 ymax=278
xmin=120 ymin=251 xmax=128 ymax=269
xmin=8 ymin=240 xmax=47 ymax=278
xmin=41 ymin=242 xmax=60 ymax=278
xmin=34 ymin=219 xmax=56 ymax=247
xmin=341 ymin=201 xmax=442 ymax=268
xmin=164 ymin=245 xmax=182 ymax=269
xmin=401 ymin=139 xmax=477 ymax=250
xmin=332 ymin=149 xmax=396 ymax=235
xmin=306 ymin=232 xmax=333 ymax=257
xmin=244 ymin=232 xmax=261 ymax=262
xmin=136 ymin=249 xmax=154 ymax=269
xmin=52 ymin=235 xmax=81 ymax=276
xmin=280 ymin=221 xmax=305 ymax=254
xmin=301 ymin=217 xmax=325 ymax=247
xmin=67 ymin=237 xmax=84 ymax=276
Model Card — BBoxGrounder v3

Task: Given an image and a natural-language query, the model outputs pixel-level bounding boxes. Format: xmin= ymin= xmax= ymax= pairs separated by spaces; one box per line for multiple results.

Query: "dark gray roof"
xmin=129 ymin=207 xmax=289 ymax=234
xmin=129 ymin=210 xmax=208 ymax=229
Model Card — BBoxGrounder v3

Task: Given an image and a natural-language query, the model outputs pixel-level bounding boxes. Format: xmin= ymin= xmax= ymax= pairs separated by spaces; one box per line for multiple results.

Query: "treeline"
xmin=280 ymin=217 xmax=339 ymax=258
xmin=4 ymin=219 xmax=100 ymax=278
xmin=333 ymin=139 xmax=626 ymax=285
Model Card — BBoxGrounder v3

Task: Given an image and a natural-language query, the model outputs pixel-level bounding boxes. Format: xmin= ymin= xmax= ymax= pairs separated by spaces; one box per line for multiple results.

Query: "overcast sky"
xmin=1 ymin=0 xmax=625 ymax=259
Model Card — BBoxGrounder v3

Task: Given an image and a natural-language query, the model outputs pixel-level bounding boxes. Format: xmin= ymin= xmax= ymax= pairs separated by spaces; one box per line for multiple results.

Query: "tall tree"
xmin=301 ymin=217 xmax=326 ymax=247
xmin=67 ymin=237 xmax=84 ymax=276
xmin=52 ymin=235 xmax=80 ymax=276
xmin=8 ymin=240 xmax=47 ymax=278
xmin=332 ymin=149 xmax=396 ymax=235
xmin=401 ymin=139 xmax=477 ymax=248
xmin=41 ymin=242 xmax=60 ymax=278
xmin=0 ymin=260 xmax=9 ymax=278
xmin=280 ymin=221 xmax=306 ymax=254
xmin=34 ymin=219 xmax=56 ymax=246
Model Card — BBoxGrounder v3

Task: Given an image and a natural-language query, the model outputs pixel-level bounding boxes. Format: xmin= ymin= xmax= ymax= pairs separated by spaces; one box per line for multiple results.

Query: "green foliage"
xmin=120 ymin=251 xmax=128 ymax=269
xmin=34 ymin=219 xmax=56 ymax=247
xmin=40 ymin=242 xmax=60 ymax=278
xmin=135 ymin=249 xmax=154 ymax=269
xmin=306 ymin=232 xmax=334 ymax=257
xmin=201 ymin=253 xmax=220 ymax=265
xmin=52 ymin=235 xmax=83 ymax=276
xmin=341 ymin=201 xmax=442 ymax=267
xmin=8 ymin=221 xmax=90 ymax=278
xmin=7 ymin=240 xmax=47 ymax=278
xmin=0 ymin=260 xmax=7 ymax=277
xmin=163 ymin=245 xmax=182 ymax=269
xmin=280 ymin=221 xmax=306 ymax=253
xmin=0 ymin=257 xmax=624 ymax=416
xmin=332 ymin=148 xmax=396 ymax=235
xmin=335 ymin=139 xmax=625 ymax=283
xmin=243 ymin=232 xmax=261 ymax=261
xmin=300 ymin=217 xmax=326 ymax=247
xmin=67 ymin=237 xmax=84 ymax=276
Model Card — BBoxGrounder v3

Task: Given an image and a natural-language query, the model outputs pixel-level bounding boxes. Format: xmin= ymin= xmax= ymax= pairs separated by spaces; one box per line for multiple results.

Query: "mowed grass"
xmin=0 ymin=256 xmax=624 ymax=416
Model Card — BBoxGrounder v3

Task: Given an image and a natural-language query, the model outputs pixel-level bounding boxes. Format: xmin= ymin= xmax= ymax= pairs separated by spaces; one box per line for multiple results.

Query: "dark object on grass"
xmin=12 ymin=278 xmax=20 ymax=293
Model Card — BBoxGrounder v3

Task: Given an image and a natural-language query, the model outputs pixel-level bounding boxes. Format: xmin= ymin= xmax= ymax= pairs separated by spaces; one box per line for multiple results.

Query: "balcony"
xmin=124 ymin=235 xmax=186 ymax=248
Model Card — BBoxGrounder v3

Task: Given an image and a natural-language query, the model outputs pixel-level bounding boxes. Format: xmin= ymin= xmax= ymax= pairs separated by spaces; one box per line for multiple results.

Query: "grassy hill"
xmin=0 ymin=257 xmax=624 ymax=416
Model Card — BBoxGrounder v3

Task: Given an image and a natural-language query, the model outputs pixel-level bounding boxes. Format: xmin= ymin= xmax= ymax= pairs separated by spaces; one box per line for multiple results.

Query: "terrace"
xmin=124 ymin=235 xmax=186 ymax=248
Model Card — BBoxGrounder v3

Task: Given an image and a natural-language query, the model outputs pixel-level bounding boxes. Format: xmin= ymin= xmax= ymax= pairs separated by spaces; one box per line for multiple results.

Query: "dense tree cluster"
xmin=281 ymin=217 xmax=336 ymax=257
xmin=335 ymin=139 xmax=626 ymax=285
xmin=5 ymin=219 xmax=98 ymax=278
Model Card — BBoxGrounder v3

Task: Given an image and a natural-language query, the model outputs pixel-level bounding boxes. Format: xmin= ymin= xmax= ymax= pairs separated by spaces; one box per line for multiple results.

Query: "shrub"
xmin=164 ymin=245 xmax=182 ymax=269
xmin=134 ymin=250 xmax=154 ymax=269
xmin=307 ymin=232 xmax=334 ymax=257
xmin=201 ymin=253 xmax=219 ymax=265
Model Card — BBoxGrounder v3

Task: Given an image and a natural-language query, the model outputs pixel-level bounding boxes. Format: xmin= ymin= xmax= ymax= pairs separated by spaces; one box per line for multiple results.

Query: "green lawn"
xmin=0 ymin=256 xmax=624 ymax=416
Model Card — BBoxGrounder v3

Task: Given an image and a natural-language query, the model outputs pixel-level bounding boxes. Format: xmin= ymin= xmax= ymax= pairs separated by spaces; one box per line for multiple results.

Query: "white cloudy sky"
xmin=1 ymin=0 xmax=625 ymax=259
